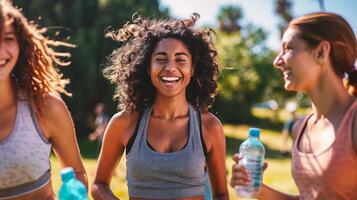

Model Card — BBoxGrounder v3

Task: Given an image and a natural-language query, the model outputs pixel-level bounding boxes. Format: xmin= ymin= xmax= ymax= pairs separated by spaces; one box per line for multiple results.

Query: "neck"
xmin=0 ymin=78 xmax=16 ymax=109
xmin=307 ymin=68 xmax=355 ymax=120
xmin=151 ymin=95 xmax=189 ymax=120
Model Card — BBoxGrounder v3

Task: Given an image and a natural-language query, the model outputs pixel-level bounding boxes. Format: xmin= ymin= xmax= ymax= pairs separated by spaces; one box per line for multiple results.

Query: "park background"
xmin=13 ymin=0 xmax=357 ymax=199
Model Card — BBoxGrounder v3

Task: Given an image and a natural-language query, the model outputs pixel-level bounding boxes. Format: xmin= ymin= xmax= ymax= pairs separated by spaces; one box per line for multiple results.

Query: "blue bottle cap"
xmin=249 ymin=128 xmax=260 ymax=137
xmin=60 ymin=167 xmax=75 ymax=182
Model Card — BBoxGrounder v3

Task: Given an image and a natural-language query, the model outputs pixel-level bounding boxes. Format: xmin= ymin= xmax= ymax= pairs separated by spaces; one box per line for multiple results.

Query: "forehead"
xmin=4 ymin=20 xmax=15 ymax=33
xmin=153 ymin=38 xmax=190 ymax=54
xmin=282 ymin=28 xmax=303 ymax=45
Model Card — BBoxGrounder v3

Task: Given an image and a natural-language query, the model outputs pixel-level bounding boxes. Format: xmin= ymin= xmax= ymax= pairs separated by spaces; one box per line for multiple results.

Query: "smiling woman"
xmin=231 ymin=12 xmax=357 ymax=200
xmin=91 ymin=13 xmax=229 ymax=200
xmin=0 ymin=1 xmax=87 ymax=199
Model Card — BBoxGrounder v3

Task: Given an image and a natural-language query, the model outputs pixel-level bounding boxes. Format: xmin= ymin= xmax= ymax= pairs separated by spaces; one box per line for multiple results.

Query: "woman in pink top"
xmin=230 ymin=12 xmax=357 ymax=199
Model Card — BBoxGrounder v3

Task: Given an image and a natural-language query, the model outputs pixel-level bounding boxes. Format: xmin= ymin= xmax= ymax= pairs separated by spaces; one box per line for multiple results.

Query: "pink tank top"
xmin=292 ymin=101 xmax=357 ymax=200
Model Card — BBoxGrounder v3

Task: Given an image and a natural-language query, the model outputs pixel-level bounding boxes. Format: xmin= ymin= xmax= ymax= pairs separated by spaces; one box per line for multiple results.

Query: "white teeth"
xmin=0 ymin=60 xmax=6 ymax=65
xmin=161 ymin=76 xmax=180 ymax=81
xmin=283 ymin=69 xmax=292 ymax=76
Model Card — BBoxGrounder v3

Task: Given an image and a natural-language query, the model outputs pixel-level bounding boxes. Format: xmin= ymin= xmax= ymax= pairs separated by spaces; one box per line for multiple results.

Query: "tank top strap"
xmin=292 ymin=113 xmax=313 ymax=151
xmin=188 ymin=104 xmax=205 ymax=157
xmin=126 ymin=107 xmax=152 ymax=158
xmin=335 ymin=100 xmax=357 ymax=154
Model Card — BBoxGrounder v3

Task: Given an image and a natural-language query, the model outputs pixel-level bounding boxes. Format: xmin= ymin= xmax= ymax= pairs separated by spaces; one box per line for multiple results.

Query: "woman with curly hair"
xmin=231 ymin=12 xmax=357 ymax=199
xmin=91 ymin=13 xmax=228 ymax=199
xmin=0 ymin=1 xmax=87 ymax=199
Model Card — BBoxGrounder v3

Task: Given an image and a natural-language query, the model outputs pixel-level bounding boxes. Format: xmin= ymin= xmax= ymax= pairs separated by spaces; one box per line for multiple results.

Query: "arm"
xmin=258 ymin=184 xmax=299 ymax=200
xmin=201 ymin=112 xmax=229 ymax=200
xmin=230 ymin=154 xmax=299 ymax=200
xmin=39 ymin=94 xmax=87 ymax=187
xmin=230 ymin=118 xmax=306 ymax=200
xmin=91 ymin=111 xmax=138 ymax=200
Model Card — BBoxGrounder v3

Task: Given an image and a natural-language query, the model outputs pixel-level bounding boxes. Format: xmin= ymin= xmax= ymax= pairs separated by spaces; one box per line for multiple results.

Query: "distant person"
xmin=0 ymin=1 xmax=87 ymax=199
xmin=91 ymin=13 xmax=228 ymax=199
xmin=280 ymin=101 xmax=299 ymax=156
xmin=231 ymin=12 xmax=357 ymax=199
xmin=88 ymin=102 xmax=109 ymax=152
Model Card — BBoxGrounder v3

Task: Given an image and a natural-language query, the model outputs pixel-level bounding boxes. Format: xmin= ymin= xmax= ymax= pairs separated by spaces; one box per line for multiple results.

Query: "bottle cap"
xmin=249 ymin=128 xmax=260 ymax=137
xmin=60 ymin=167 xmax=75 ymax=182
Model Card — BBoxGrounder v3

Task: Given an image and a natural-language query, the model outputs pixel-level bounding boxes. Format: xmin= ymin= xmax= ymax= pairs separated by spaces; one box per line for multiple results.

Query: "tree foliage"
xmin=14 ymin=0 xmax=168 ymax=135
xmin=217 ymin=5 xmax=243 ymax=33
xmin=213 ymin=22 xmax=288 ymax=123
xmin=274 ymin=0 xmax=293 ymax=37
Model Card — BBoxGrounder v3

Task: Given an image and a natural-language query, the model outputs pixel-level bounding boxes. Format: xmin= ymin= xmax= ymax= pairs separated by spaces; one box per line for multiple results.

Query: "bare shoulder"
xmin=291 ymin=117 xmax=306 ymax=142
xmin=38 ymin=93 xmax=71 ymax=130
xmin=41 ymin=93 xmax=69 ymax=117
xmin=200 ymin=111 xmax=224 ymax=150
xmin=109 ymin=110 xmax=139 ymax=129
xmin=33 ymin=93 xmax=74 ymax=140
xmin=201 ymin=111 xmax=224 ymax=135
xmin=104 ymin=110 xmax=139 ymax=146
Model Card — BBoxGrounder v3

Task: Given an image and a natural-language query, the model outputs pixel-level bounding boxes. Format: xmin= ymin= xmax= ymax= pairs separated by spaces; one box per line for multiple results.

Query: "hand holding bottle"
xmin=232 ymin=128 xmax=266 ymax=198
xmin=230 ymin=153 xmax=268 ymax=187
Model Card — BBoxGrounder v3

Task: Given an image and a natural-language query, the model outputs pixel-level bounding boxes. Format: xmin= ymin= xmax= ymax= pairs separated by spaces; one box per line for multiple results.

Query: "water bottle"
xmin=235 ymin=128 xmax=265 ymax=198
xmin=58 ymin=167 xmax=89 ymax=200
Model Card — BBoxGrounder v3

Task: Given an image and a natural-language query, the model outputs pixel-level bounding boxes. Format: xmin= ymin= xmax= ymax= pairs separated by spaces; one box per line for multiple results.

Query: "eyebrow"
xmin=153 ymin=52 xmax=190 ymax=57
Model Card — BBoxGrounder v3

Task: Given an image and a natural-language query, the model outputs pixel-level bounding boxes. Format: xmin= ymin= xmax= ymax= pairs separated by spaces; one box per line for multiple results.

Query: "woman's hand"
xmin=230 ymin=153 xmax=268 ymax=188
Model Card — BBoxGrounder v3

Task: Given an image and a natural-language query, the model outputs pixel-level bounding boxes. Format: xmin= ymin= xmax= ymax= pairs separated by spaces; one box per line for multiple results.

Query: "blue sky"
xmin=160 ymin=0 xmax=357 ymax=51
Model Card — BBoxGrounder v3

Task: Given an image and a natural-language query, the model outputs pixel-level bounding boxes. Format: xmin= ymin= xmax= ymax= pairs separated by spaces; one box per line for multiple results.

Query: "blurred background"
xmin=13 ymin=0 xmax=356 ymax=199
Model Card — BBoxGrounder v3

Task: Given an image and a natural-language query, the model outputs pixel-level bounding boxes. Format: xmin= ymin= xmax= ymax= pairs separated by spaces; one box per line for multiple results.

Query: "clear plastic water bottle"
xmin=235 ymin=128 xmax=265 ymax=198
xmin=58 ymin=167 xmax=89 ymax=200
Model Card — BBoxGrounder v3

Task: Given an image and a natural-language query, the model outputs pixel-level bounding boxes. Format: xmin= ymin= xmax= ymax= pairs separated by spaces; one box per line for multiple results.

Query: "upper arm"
xmin=38 ymin=94 xmax=87 ymax=185
xmin=201 ymin=112 xmax=228 ymax=198
xmin=93 ymin=111 xmax=138 ymax=185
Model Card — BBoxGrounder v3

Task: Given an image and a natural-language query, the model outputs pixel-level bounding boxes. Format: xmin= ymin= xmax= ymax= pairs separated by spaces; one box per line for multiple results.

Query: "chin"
xmin=284 ymin=82 xmax=297 ymax=92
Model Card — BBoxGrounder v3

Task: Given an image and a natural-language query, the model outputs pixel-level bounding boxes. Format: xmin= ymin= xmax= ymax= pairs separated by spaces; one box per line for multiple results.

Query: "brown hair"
xmin=288 ymin=12 xmax=357 ymax=96
xmin=2 ymin=0 xmax=74 ymax=114
xmin=0 ymin=1 xmax=5 ymax=38
xmin=104 ymin=13 xmax=219 ymax=112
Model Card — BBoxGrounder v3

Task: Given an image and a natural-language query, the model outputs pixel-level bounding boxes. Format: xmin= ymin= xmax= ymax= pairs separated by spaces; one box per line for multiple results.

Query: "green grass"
xmin=51 ymin=108 xmax=298 ymax=199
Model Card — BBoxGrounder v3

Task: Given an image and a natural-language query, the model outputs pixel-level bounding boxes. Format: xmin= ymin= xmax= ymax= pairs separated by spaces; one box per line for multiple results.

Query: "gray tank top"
xmin=0 ymin=99 xmax=51 ymax=199
xmin=126 ymin=104 xmax=206 ymax=199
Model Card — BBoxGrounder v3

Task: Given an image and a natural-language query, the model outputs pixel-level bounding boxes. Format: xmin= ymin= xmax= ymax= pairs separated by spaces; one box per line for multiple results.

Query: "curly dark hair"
xmin=104 ymin=13 xmax=219 ymax=112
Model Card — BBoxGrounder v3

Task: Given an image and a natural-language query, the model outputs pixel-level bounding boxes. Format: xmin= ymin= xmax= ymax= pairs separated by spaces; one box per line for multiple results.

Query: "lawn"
xmin=50 ymin=108 xmax=299 ymax=199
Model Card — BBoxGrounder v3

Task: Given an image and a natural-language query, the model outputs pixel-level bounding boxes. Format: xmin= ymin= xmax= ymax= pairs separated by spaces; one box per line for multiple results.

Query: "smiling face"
xmin=273 ymin=28 xmax=321 ymax=92
xmin=149 ymin=38 xmax=193 ymax=99
xmin=0 ymin=22 xmax=19 ymax=83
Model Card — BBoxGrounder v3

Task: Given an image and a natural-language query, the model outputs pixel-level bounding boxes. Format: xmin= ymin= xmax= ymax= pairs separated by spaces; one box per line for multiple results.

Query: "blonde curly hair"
xmin=2 ymin=0 xmax=74 ymax=114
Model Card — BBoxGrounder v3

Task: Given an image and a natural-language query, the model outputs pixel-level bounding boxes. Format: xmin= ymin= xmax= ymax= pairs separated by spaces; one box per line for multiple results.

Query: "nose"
xmin=273 ymin=52 xmax=284 ymax=69
xmin=164 ymin=59 xmax=176 ymax=71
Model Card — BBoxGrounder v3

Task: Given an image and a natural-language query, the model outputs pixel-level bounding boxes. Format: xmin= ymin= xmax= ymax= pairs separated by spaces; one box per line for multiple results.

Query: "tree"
xmin=217 ymin=5 xmax=243 ymax=33
xmin=15 ymin=0 xmax=168 ymax=136
xmin=317 ymin=0 xmax=325 ymax=11
xmin=213 ymin=23 xmax=286 ymax=123
xmin=274 ymin=0 xmax=293 ymax=38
